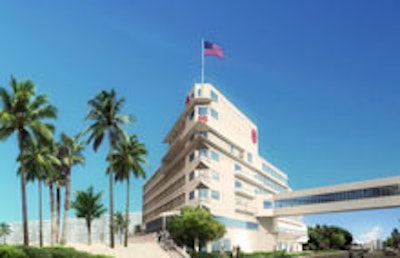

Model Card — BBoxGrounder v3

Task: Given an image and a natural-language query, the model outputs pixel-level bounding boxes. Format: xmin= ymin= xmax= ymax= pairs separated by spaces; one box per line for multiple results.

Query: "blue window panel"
xmin=198 ymin=107 xmax=208 ymax=115
xmin=211 ymin=190 xmax=220 ymax=200
xmin=199 ymin=189 xmax=208 ymax=198
xmin=212 ymin=238 xmax=231 ymax=252
xmin=199 ymin=149 xmax=208 ymax=158
xmin=211 ymin=108 xmax=219 ymax=119
xmin=198 ymin=131 xmax=208 ymax=138
xmin=189 ymin=110 xmax=195 ymax=120
xmin=212 ymin=171 xmax=219 ymax=181
xmin=234 ymin=164 xmax=242 ymax=171
xmin=211 ymin=151 xmax=219 ymax=161
xmin=247 ymin=153 xmax=253 ymax=163
xmin=189 ymin=171 xmax=195 ymax=181
xmin=197 ymin=89 xmax=202 ymax=97
xmin=235 ymin=181 xmax=242 ymax=188
xmin=189 ymin=152 xmax=195 ymax=162
xmin=215 ymin=216 xmax=259 ymax=230
xmin=264 ymin=201 xmax=273 ymax=209
xmin=211 ymin=90 xmax=218 ymax=102
xmin=189 ymin=191 xmax=195 ymax=200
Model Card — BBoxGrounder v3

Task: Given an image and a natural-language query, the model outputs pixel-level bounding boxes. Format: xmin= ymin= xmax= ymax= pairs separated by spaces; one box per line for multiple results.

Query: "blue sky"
xmin=0 ymin=1 xmax=399 ymax=243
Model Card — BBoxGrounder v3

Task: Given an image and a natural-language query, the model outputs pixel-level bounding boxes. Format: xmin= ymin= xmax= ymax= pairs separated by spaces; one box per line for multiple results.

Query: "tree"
xmin=114 ymin=211 xmax=125 ymax=244
xmin=0 ymin=222 xmax=11 ymax=244
xmin=83 ymin=89 xmax=132 ymax=248
xmin=108 ymin=134 xmax=147 ymax=247
xmin=71 ymin=186 xmax=106 ymax=245
xmin=0 ymin=76 xmax=57 ymax=245
xmin=384 ymin=228 xmax=400 ymax=249
xmin=304 ymin=224 xmax=352 ymax=250
xmin=58 ymin=133 xmax=85 ymax=245
xmin=19 ymin=138 xmax=59 ymax=247
xmin=169 ymin=206 xmax=226 ymax=251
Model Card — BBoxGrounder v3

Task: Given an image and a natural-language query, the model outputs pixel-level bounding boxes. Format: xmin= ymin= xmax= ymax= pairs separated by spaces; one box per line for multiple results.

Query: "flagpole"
xmin=201 ymin=38 xmax=204 ymax=85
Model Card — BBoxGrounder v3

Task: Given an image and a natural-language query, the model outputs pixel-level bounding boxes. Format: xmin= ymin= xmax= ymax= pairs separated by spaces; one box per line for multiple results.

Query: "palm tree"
xmin=114 ymin=211 xmax=125 ymax=245
xmin=44 ymin=149 xmax=64 ymax=245
xmin=20 ymin=138 xmax=59 ymax=247
xmin=0 ymin=76 xmax=57 ymax=245
xmin=83 ymin=89 xmax=132 ymax=248
xmin=108 ymin=134 xmax=147 ymax=247
xmin=58 ymin=133 xmax=85 ymax=245
xmin=71 ymin=186 xmax=106 ymax=245
xmin=45 ymin=166 xmax=57 ymax=245
xmin=0 ymin=222 xmax=11 ymax=244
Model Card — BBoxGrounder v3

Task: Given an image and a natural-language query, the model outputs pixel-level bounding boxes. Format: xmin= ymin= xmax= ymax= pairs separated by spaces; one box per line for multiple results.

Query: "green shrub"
xmin=0 ymin=245 xmax=28 ymax=258
xmin=0 ymin=245 xmax=113 ymax=258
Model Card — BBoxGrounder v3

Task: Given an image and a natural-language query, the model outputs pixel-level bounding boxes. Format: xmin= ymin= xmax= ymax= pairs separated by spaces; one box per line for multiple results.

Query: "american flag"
xmin=204 ymin=41 xmax=223 ymax=58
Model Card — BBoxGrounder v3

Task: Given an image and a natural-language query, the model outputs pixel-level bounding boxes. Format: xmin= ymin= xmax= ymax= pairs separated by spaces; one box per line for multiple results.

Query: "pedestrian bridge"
xmin=258 ymin=176 xmax=400 ymax=217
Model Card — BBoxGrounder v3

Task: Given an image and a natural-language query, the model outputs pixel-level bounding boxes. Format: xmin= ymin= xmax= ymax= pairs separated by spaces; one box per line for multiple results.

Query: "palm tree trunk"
xmin=18 ymin=131 xmax=29 ymax=246
xmin=86 ymin=219 xmax=92 ymax=246
xmin=50 ymin=183 xmax=55 ymax=245
xmin=39 ymin=180 xmax=43 ymax=247
xmin=124 ymin=176 xmax=130 ymax=247
xmin=60 ymin=167 xmax=71 ymax=245
xmin=56 ymin=183 xmax=61 ymax=243
xmin=108 ymin=130 xmax=115 ymax=248
xmin=109 ymin=172 xmax=115 ymax=248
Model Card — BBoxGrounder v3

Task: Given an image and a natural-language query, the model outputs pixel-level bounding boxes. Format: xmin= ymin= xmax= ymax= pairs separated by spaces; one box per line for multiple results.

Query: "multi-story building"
xmin=142 ymin=83 xmax=307 ymax=252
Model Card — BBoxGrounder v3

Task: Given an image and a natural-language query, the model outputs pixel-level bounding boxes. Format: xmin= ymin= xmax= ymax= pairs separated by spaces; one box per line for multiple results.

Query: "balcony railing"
xmin=234 ymin=186 xmax=255 ymax=199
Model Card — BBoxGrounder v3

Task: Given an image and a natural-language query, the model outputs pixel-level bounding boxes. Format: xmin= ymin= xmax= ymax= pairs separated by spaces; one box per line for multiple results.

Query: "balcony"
xmin=234 ymin=170 xmax=264 ymax=188
xmin=234 ymin=186 xmax=255 ymax=199
xmin=235 ymin=202 xmax=257 ymax=215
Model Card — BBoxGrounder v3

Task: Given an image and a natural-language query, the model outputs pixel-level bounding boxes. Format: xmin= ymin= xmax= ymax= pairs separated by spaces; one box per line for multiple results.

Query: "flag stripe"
xmin=204 ymin=41 xmax=223 ymax=58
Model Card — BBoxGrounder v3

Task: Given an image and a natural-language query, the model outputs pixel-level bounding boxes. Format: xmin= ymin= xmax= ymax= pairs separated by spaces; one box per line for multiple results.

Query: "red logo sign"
xmin=199 ymin=115 xmax=208 ymax=123
xmin=251 ymin=129 xmax=257 ymax=144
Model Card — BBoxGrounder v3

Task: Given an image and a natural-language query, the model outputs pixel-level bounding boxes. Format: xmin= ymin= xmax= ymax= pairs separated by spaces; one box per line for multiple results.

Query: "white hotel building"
xmin=142 ymin=83 xmax=307 ymax=252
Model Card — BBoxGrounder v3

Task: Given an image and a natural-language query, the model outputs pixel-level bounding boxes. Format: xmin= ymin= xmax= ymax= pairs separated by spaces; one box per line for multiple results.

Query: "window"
xmin=199 ymin=189 xmax=208 ymax=199
xmin=230 ymin=145 xmax=235 ymax=154
xmin=199 ymin=149 xmax=208 ymax=158
xmin=215 ymin=216 xmax=259 ymax=230
xmin=189 ymin=191 xmax=195 ymax=200
xmin=247 ymin=153 xmax=253 ymax=163
xmin=189 ymin=110 xmax=195 ymax=120
xmin=235 ymin=180 xmax=242 ymax=188
xmin=211 ymin=151 xmax=219 ymax=161
xmin=234 ymin=164 xmax=242 ymax=171
xmin=264 ymin=201 xmax=273 ymax=209
xmin=212 ymin=171 xmax=219 ymax=181
xmin=211 ymin=108 xmax=218 ymax=119
xmin=189 ymin=171 xmax=195 ymax=181
xmin=211 ymin=90 xmax=218 ymax=102
xmin=197 ymin=89 xmax=202 ymax=97
xmin=198 ymin=107 xmax=208 ymax=115
xmin=211 ymin=190 xmax=220 ymax=200
xmin=198 ymin=131 xmax=208 ymax=138
xmin=189 ymin=152 xmax=195 ymax=162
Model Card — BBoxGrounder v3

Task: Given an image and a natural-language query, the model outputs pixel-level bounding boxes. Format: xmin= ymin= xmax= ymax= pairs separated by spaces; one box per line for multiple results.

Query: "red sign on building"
xmin=199 ymin=115 xmax=208 ymax=123
xmin=251 ymin=129 xmax=257 ymax=144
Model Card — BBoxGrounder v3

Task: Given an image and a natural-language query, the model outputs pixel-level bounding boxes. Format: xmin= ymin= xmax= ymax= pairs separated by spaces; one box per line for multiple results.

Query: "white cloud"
xmin=356 ymin=226 xmax=382 ymax=244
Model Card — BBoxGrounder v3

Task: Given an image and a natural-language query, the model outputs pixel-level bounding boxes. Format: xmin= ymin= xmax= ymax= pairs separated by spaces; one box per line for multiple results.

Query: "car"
xmin=348 ymin=244 xmax=365 ymax=258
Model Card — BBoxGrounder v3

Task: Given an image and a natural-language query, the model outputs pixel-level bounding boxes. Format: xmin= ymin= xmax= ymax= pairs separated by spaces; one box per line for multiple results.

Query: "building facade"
xmin=142 ymin=83 xmax=307 ymax=252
